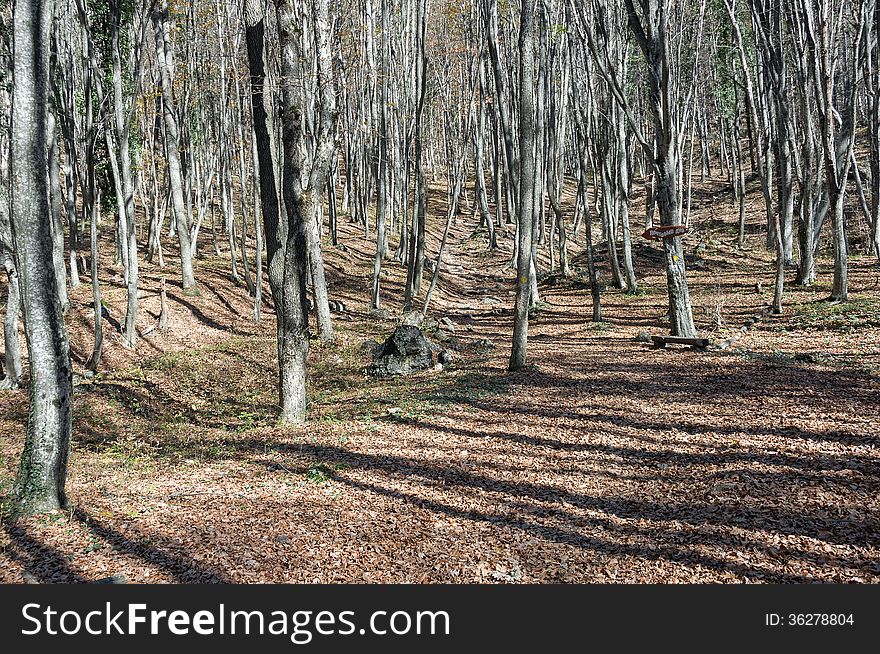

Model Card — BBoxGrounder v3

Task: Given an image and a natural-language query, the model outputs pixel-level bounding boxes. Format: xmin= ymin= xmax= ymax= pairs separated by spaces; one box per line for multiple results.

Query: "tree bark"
xmin=10 ymin=0 xmax=72 ymax=514
xmin=153 ymin=0 xmax=197 ymax=292
xmin=510 ymin=0 xmax=539 ymax=371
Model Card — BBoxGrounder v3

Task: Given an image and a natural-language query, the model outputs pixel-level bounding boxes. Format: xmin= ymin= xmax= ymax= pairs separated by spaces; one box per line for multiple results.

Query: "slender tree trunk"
xmin=623 ymin=0 xmax=697 ymax=337
xmin=154 ymin=0 xmax=197 ymax=292
xmin=510 ymin=0 xmax=538 ymax=371
xmin=46 ymin=103 xmax=69 ymax=313
xmin=0 ymin=192 xmax=22 ymax=387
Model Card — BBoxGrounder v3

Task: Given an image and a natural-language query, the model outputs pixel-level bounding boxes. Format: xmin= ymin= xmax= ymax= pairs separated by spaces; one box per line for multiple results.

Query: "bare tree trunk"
xmin=245 ymin=0 xmax=305 ymax=423
xmin=46 ymin=102 xmax=69 ymax=313
xmin=403 ymin=0 xmax=428 ymax=311
xmin=0 ymin=14 xmax=21 ymax=389
xmin=510 ymin=0 xmax=539 ymax=371
xmin=10 ymin=0 xmax=72 ymax=514
xmin=154 ymin=0 xmax=197 ymax=292
xmin=623 ymin=0 xmax=697 ymax=337
xmin=0 ymin=180 xmax=22 ymax=388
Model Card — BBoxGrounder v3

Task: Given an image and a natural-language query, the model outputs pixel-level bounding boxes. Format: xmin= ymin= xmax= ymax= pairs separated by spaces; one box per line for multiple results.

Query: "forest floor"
xmin=1 ymin=173 xmax=879 ymax=583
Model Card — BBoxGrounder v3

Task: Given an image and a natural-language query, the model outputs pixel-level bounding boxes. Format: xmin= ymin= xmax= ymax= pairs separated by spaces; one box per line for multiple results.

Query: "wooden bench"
xmin=651 ymin=335 xmax=710 ymax=349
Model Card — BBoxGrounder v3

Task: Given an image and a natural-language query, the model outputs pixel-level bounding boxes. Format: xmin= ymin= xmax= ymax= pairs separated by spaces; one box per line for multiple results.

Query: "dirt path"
xmin=1 ymin=196 xmax=879 ymax=583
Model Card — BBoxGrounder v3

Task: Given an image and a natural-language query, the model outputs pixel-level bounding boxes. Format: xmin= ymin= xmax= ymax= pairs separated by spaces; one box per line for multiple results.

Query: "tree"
xmin=0 ymin=3 xmax=22 ymax=390
xmin=153 ymin=0 xmax=197 ymax=293
xmin=244 ymin=0 xmax=337 ymax=423
xmin=621 ymin=0 xmax=700 ymax=337
xmin=509 ymin=0 xmax=539 ymax=371
xmin=572 ymin=0 xmax=701 ymax=336
xmin=9 ymin=0 xmax=72 ymax=514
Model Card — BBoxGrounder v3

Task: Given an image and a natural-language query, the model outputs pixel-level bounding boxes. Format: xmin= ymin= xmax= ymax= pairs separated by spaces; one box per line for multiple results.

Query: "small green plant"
xmin=144 ymin=351 xmax=184 ymax=371
xmin=306 ymin=464 xmax=332 ymax=484
xmin=82 ymin=539 xmax=103 ymax=554
xmin=236 ymin=410 xmax=262 ymax=432
xmin=306 ymin=462 xmax=349 ymax=484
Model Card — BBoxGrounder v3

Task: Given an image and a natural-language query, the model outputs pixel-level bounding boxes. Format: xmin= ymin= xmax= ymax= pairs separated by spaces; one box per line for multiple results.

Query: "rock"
xmin=424 ymin=339 xmax=443 ymax=353
xmin=482 ymin=296 xmax=502 ymax=305
xmin=422 ymin=317 xmax=439 ymax=332
xmin=358 ymin=339 xmax=383 ymax=356
xmin=94 ymin=573 xmax=129 ymax=584
xmin=435 ymin=330 xmax=451 ymax=342
xmin=244 ymin=559 xmax=259 ymax=570
xmin=635 ymin=331 xmax=652 ymax=343
xmin=369 ymin=326 xmax=435 ymax=377
xmin=432 ymin=363 xmax=444 ymax=372
xmin=369 ymin=307 xmax=391 ymax=320
xmin=83 ymin=369 xmax=96 ymax=380
xmin=401 ymin=310 xmax=424 ymax=327
xmin=440 ymin=317 xmax=456 ymax=332
xmin=22 ymin=572 xmax=39 ymax=584
xmin=275 ymin=535 xmax=291 ymax=545
xmin=475 ymin=338 xmax=495 ymax=350
xmin=438 ymin=350 xmax=453 ymax=365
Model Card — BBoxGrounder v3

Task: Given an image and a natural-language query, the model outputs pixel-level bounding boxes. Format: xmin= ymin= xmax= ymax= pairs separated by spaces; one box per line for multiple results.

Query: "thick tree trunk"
xmin=245 ymin=0 xmax=304 ymax=423
xmin=10 ymin=0 xmax=72 ymax=514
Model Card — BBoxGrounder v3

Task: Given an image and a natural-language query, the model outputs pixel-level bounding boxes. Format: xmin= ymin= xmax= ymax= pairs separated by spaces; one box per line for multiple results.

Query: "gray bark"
xmin=510 ymin=0 xmax=539 ymax=371
xmin=153 ymin=0 xmax=197 ymax=292
xmin=623 ymin=0 xmax=697 ymax=337
xmin=10 ymin=0 xmax=72 ymax=514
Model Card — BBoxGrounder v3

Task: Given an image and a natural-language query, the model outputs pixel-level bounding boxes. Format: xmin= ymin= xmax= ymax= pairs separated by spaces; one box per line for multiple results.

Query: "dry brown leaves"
xmin=1 ymin=178 xmax=878 ymax=584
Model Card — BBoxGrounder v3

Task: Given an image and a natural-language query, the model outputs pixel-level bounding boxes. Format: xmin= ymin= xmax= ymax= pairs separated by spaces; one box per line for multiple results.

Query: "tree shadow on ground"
xmin=71 ymin=508 xmax=228 ymax=583
xmin=0 ymin=511 xmax=228 ymax=583
xmin=2 ymin=523 xmax=88 ymax=583
xmin=251 ymin=451 xmax=873 ymax=583
xmin=252 ymin=440 xmax=879 ymax=549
